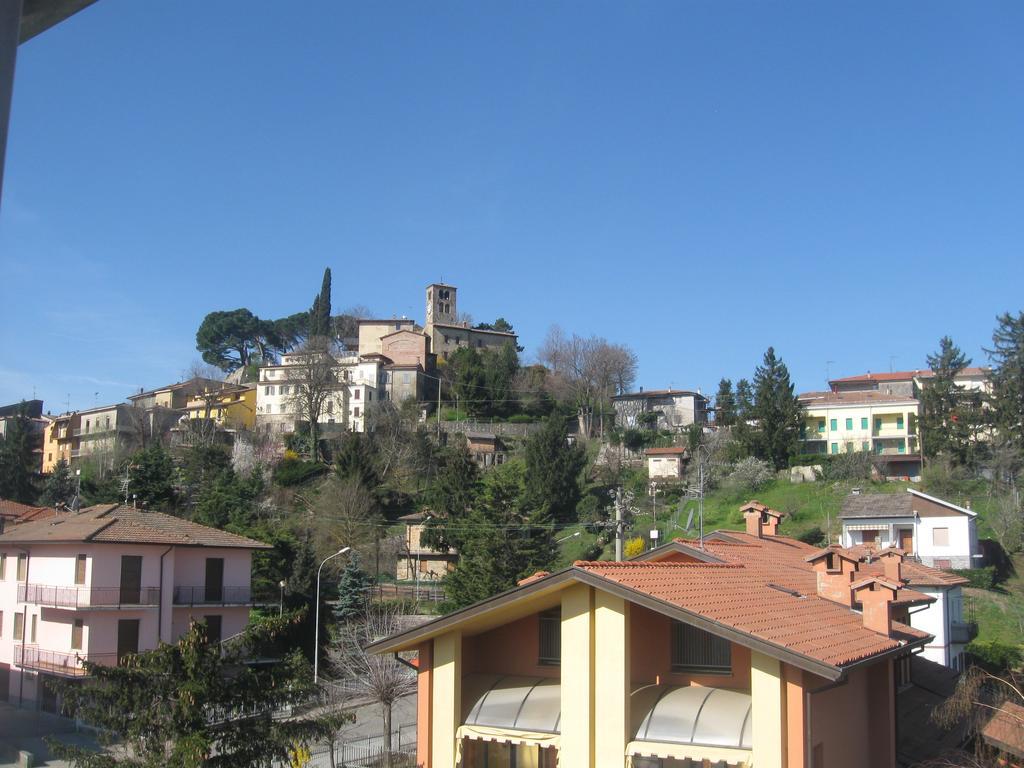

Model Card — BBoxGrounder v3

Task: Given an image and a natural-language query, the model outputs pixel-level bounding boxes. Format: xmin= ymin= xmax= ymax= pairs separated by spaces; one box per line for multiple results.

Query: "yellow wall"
xmin=802 ymin=401 xmax=917 ymax=455
xmin=561 ymin=583 xmax=594 ymax=767
xmin=431 ymin=632 xmax=461 ymax=768
xmin=751 ymin=651 xmax=784 ymax=768
xmin=594 ymin=591 xmax=630 ymax=768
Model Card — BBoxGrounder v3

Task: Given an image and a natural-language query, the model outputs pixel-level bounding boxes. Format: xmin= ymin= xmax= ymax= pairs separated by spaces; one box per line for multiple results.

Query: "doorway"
xmin=116 ymin=619 xmax=139 ymax=665
xmin=205 ymin=558 xmax=224 ymax=603
xmin=119 ymin=556 xmax=142 ymax=604
xmin=898 ymin=528 xmax=914 ymax=554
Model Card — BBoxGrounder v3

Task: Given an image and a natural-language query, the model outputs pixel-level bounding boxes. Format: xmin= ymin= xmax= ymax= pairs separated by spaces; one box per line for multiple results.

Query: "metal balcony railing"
xmin=173 ymin=585 xmax=253 ymax=606
xmin=18 ymin=583 xmax=161 ymax=608
xmin=15 ymin=646 xmax=120 ymax=677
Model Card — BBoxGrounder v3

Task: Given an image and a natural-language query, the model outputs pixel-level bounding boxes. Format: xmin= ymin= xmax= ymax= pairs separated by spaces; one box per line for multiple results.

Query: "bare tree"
xmin=365 ymin=400 xmax=424 ymax=483
xmin=538 ymin=325 xmax=638 ymax=437
xmin=931 ymin=666 xmax=1024 ymax=767
xmin=284 ymin=347 xmax=341 ymax=461
xmin=328 ymin=604 xmax=418 ymax=768
xmin=304 ymin=475 xmax=382 ymax=563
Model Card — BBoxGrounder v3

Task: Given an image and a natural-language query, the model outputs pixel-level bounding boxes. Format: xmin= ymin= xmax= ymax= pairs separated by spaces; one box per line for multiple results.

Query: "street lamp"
xmin=278 ymin=580 xmax=286 ymax=616
xmin=314 ymin=547 xmax=350 ymax=683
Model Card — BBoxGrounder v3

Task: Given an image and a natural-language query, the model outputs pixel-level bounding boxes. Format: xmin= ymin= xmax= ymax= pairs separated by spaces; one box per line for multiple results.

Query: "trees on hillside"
xmin=921 ymin=336 xmax=984 ymax=466
xmin=538 ymin=326 xmax=638 ymax=436
xmin=196 ymin=309 xmax=284 ymax=373
xmin=987 ymin=311 xmax=1024 ymax=450
xmin=522 ymin=413 xmax=587 ymax=525
xmin=0 ymin=406 xmax=37 ymax=503
xmin=309 ymin=268 xmax=333 ymax=343
xmin=51 ymin=617 xmax=329 ymax=768
xmin=715 ymin=379 xmax=736 ymax=426
xmin=40 ymin=459 xmax=77 ymax=508
xmin=748 ymin=347 xmax=802 ymax=470
xmin=284 ymin=347 xmax=340 ymax=462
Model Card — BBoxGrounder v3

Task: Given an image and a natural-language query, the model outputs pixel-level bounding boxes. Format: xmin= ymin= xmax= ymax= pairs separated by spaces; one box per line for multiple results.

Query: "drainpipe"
xmin=157 ymin=546 xmax=173 ymax=643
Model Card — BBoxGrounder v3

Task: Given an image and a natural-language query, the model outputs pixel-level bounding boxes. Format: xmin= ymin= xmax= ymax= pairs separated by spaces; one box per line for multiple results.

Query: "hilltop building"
xmin=613 ymin=389 xmax=709 ymax=432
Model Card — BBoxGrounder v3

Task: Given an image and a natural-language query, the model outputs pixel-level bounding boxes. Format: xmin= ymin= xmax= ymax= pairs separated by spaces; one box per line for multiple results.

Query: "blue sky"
xmin=2 ymin=1 xmax=1022 ymax=411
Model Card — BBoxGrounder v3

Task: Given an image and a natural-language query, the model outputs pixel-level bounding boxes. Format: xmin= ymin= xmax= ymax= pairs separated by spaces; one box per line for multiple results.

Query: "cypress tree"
xmin=715 ymin=378 xmax=736 ymax=427
xmin=318 ymin=268 xmax=332 ymax=334
xmin=0 ymin=406 xmax=36 ymax=503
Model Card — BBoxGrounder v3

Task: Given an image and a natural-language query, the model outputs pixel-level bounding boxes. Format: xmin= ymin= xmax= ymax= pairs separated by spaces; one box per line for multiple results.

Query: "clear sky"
xmin=2 ymin=1 xmax=1022 ymax=412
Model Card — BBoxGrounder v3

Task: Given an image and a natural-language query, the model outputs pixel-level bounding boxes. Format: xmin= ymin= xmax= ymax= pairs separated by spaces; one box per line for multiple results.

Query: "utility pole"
xmin=615 ymin=487 xmax=624 ymax=562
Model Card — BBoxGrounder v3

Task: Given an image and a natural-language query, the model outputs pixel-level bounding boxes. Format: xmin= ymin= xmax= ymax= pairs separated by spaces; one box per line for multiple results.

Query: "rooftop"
xmin=0 ymin=498 xmax=48 ymax=522
xmin=829 ymin=367 xmax=990 ymax=385
xmin=798 ymin=390 xmax=919 ymax=406
xmin=644 ymin=446 xmax=688 ymax=456
xmin=981 ymin=700 xmax=1024 ymax=760
xmin=0 ymin=504 xmax=270 ymax=549
xmin=840 ymin=489 xmax=976 ymax=521
xmin=613 ymin=389 xmax=707 ymax=401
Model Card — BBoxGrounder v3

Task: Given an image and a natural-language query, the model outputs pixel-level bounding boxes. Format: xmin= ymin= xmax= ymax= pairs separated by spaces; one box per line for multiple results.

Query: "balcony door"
xmin=119 ymin=556 xmax=142 ymax=605
xmin=899 ymin=528 xmax=914 ymax=554
xmin=116 ymin=619 xmax=139 ymax=665
xmin=205 ymin=558 xmax=224 ymax=603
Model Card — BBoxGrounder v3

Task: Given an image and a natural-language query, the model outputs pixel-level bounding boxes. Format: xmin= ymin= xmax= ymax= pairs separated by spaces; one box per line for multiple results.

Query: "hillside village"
xmin=0 ymin=270 xmax=1022 ymax=767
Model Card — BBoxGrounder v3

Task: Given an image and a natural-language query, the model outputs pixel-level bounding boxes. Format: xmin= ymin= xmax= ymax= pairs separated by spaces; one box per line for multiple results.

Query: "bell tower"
xmin=425 ymin=283 xmax=457 ymax=327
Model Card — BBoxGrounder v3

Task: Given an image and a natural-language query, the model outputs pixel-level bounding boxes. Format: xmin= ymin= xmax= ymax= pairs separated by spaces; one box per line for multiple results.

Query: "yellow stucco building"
xmin=182 ymin=384 xmax=256 ymax=430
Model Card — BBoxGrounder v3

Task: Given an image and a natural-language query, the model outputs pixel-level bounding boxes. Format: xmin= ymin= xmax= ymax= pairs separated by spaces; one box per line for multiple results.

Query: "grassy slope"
xmin=966 ymin=553 xmax=1024 ymax=646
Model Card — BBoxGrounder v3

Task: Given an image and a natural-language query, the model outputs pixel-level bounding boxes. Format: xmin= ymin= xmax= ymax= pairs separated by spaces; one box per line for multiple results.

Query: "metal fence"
xmin=371 ymin=583 xmax=444 ymax=603
xmin=19 ymin=583 xmax=161 ymax=608
xmin=276 ymin=725 xmax=418 ymax=768
xmin=172 ymin=585 xmax=253 ymax=606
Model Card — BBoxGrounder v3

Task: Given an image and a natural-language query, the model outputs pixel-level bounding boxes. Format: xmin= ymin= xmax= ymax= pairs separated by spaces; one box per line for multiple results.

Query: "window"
xmin=933 ymin=527 xmax=950 ymax=547
xmin=354 ymin=407 xmax=360 ymax=418
xmin=875 ymin=417 xmax=882 ymax=431
xmin=845 ymin=442 xmax=853 ymax=453
xmin=861 ymin=417 xmax=869 ymax=430
xmin=845 ymin=418 xmax=853 ymax=430
xmin=17 ymin=554 xmax=27 ymax=581
xmin=326 ymin=401 xmax=333 ymax=414
xmin=71 ymin=619 xmax=83 ymax=650
xmin=354 ymin=390 xmax=360 ymax=400
xmin=830 ymin=419 xmax=837 ymax=431
xmin=14 ymin=612 xmax=23 ymax=641
xmin=280 ymin=385 xmax=289 ymax=395
xmin=817 ymin=420 xmax=825 ymax=433
xmin=75 ymin=555 xmax=87 ymax=585
xmin=861 ymin=441 xmax=870 ymax=451
xmin=368 ymin=391 xmax=373 ymax=401
xmin=264 ymin=386 xmax=272 ymax=396
xmin=830 ymin=443 xmax=838 ymax=454
xmin=671 ymin=621 xmax=731 ymax=674
xmin=538 ymin=609 xmax=561 ymax=665
xmin=896 ymin=415 xmax=905 ymax=430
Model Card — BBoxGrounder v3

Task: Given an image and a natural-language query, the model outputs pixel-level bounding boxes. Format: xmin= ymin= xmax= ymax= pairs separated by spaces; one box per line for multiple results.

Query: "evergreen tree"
xmin=39 ymin=459 xmax=76 ymax=508
xmin=317 ymin=267 xmax=332 ymax=336
xmin=334 ymin=432 xmax=381 ymax=490
xmin=986 ymin=311 xmax=1024 ymax=448
xmin=750 ymin=347 xmax=802 ymax=470
xmin=735 ymin=379 xmax=753 ymax=420
xmin=422 ymin=446 xmax=480 ymax=552
xmin=335 ymin=555 xmax=373 ymax=623
xmin=125 ymin=445 xmax=177 ymax=508
xmin=921 ymin=336 xmax=981 ymax=466
xmin=0 ymin=407 xmax=37 ymax=503
xmin=522 ymin=412 xmax=586 ymax=524
xmin=193 ymin=467 xmax=263 ymax=532
xmin=483 ymin=343 xmax=520 ymax=417
xmin=51 ymin=617 xmax=329 ymax=768
xmin=441 ymin=463 xmax=556 ymax=612
xmin=447 ymin=347 xmax=486 ymax=415
xmin=715 ymin=378 xmax=736 ymax=426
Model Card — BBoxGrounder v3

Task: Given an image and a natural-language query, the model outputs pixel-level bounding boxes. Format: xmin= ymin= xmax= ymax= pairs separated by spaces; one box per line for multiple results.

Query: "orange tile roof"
xmin=0 ymin=504 xmax=270 ymax=549
xmin=572 ymin=559 xmax=928 ymax=668
xmin=981 ymin=700 xmax=1024 ymax=759
xmin=0 ymin=498 xmax=49 ymax=522
xmin=644 ymin=447 xmax=687 ymax=456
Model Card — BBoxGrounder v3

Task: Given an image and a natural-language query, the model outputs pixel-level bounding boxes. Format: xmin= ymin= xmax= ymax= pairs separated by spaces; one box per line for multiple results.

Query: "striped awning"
xmin=844 ymin=524 xmax=887 ymax=531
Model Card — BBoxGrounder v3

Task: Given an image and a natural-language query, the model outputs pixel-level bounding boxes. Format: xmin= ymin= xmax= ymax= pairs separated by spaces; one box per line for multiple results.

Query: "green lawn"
xmin=966 ymin=554 xmax=1024 ymax=648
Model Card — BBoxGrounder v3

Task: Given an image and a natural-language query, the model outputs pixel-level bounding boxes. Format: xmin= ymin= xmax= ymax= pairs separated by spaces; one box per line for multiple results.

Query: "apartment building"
xmin=0 ymin=503 xmax=268 ymax=710
xmin=127 ymin=377 xmax=225 ymax=411
xmin=256 ymin=351 xmax=381 ymax=435
xmin=371 ymin=504 xmax=932 ymax=768
xmin=829 ymin=368 xmax=991 ymax=397
xmin=41 ymin=412 xmax=80 ymax=474
xmin=181 ymin=383 xmax=256 ymax=431
xmin=613 ymin=389 xmax=709 ymax=432
xmin=797 ymin=391 xmax=921 ymax=479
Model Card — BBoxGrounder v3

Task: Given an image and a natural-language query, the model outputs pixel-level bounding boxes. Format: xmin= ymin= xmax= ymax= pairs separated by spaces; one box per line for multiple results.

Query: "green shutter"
xmin=861 ymin=417 xmax=868 ymax=429
xmin=830 ymin=419 xmax=837 ymax=431
xmin=862 ymin=441 xmax=869 ymax=451
xmin=817 ymin=420 xmax=825 ymax=433
xmin=831 ymin=443 xmax=839 ymax=455
xmin=874 ymin=417 xmax=882 ymax=431
xmin=897 ymin=415 xmax=904 ymax=430
xmin=845 ymin=418 xmax=853 ymax=430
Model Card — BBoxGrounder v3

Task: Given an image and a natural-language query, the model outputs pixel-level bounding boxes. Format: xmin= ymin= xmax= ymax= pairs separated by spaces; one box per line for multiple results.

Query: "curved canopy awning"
xmin=462 ymin=674 xmax=561 ymax=734
xmin=631 ymin=685 xmax=753 ymax=750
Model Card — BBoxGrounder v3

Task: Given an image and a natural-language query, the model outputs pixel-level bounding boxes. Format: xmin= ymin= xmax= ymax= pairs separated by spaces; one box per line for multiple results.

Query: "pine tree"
xmin=51 ymin=617 xmax=329 ymax=768
xmin=921 ymin=336 xmax=980 ymax=465
xmin=750 ymin=347 xmax=802 ymax=470
xmin=0 ymin=406 xmax=37 ymax=503
xmin=422 ymin=447 xmax=480 ymax=552
xmin=39 ymin=459 xmax=76 ymax=507
xmin=715 ymin=378 xmax=736 ymax=426
xmin=334 ymin=432 xmax=381 ymax=490
xmin=522 ymin=412 xmax=586 ymax=524
xmin=986 ymin=311 xmax=1024 ymax=448
xmin=125 ymin=445 xmax=177 ymax=508
xmin=735 ymin=379 xmax=753 ymax=420
xmin=335 ymin=555 xmax=373 ymax=623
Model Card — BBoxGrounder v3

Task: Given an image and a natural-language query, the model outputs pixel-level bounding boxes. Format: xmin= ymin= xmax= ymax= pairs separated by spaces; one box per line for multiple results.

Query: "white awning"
xmin=462 ymin=674 xmax=561 ymax=734
xmin=845 ymin=523 xmax=887 ymax=531
xmin=631 ymin=685 xmax=753 ymax=750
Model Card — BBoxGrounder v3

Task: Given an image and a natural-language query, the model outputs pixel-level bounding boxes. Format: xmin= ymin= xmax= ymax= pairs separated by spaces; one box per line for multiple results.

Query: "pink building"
xmin=0 ymin=503 xmax=269 ymax=710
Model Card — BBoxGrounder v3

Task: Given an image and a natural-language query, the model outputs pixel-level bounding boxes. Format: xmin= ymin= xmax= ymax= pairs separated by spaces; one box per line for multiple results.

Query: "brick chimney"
xmin=741 ymin=501 xmax=784 ymax=538
xmin=806 ymin=546 xmax=860 ymax=607
xmin=851 ymin=578 xmax=900 ymax=637
xmin=878 ymin=548 xmax=904 ymax=584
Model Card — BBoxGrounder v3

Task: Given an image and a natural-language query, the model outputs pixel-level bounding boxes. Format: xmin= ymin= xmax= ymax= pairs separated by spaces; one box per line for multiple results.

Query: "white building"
xmin=255 ymin=351 xmax=383 ymax=435
xmin=612 ymin=389 xmax=709 ymax=432
xmin=840 ymin=489 xmax=979 ymax=570
xmin=0 ymin=504 xmax=268 ymax=710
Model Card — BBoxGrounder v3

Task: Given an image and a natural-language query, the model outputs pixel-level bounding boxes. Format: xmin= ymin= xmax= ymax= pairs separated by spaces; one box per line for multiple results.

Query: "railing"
xmin=19 ymin=583 xmax=161 ymax=608
xmin=274 ymin=724 xmax=418 ymax=768
xmin=14 ymin=646 xmax=119 ymax=677
xmin=371 ymin=583 xmax=445 ymax=603
xmin=173 ymin=585 xmax=253 ymax=606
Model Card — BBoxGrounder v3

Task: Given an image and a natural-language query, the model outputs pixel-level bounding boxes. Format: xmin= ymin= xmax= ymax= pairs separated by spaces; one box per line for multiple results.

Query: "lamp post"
xmin=314 ymin=547 xmax=350 ymax=683
xmin=278 ymin=580 xmax=286 ymax=616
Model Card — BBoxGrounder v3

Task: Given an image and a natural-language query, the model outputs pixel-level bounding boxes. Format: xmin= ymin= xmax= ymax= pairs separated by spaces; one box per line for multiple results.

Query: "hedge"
xmin=952 ymin=566 xmax=997 ymax=590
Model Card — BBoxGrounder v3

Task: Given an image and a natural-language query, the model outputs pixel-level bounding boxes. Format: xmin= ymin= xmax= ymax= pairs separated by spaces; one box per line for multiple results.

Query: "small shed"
xmin=644 ymin=447 xmax=688 ymax=480
xmin=466 ymin=432 xmax=507 ymax=468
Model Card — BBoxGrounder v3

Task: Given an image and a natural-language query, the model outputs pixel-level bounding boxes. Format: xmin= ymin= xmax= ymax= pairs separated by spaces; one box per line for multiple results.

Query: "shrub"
xmin=952 ymin=566 xmax=997 ymax=590
xmin=796 ymin=527 xmax=828 ymax=547
xmin=966 ymin=641 xmax=1023 ymax=673
xmin=820 ymin=451 xmax=874 ymax=482
xmin=623 ymin=537 xmax=646 ymax=559
xmin=721 ymin=457 xmax=774 ymax=496
xmin=576 ymin=494 xmax=604 ymax=525
xmin=272 ymin=457 xmax=326 ymax=487
xmin=508 ymin=414 xmax=534 ymax=424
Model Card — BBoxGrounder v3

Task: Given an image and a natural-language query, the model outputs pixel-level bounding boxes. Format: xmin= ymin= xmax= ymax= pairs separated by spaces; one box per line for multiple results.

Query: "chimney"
xmin=744 ymin=504 xmax=764 ymax=537
xmin=851 ymin=578 xmax=899 ymax=637
xmin=741 ymin=501 xmax=783 ymax=538
xmin=878 ymin=549 xmax=904 ymax=583
xmin=807 ymin=547 xmax=860 ymax=607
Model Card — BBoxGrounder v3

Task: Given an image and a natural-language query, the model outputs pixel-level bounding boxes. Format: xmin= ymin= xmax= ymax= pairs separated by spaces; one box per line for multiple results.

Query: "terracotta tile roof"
xmin=0 ymin=504 xmax=270 ymax=549
xmin=798 ymin=390 xmax=919 ymax=406
xmin=829 ymin=367 xmax=990 ymax=385
xmin=981 ymin=700 xmax=1024 ymax=759
xmin=0 ymin=498 xmax=49 ymax=522
xmin=572 ymin=560 xmax=927 ymax=667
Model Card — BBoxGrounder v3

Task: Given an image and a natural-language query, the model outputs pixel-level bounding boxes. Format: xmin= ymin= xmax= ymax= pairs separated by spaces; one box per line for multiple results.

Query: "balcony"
xmin=173 ymin=585 xmax=253 ymax=607
xmin=950 ymin=621 xmax=978 ymax=644
xmin=19 ymin=583 xmax=161 ymax=609
xmin=14 ymin=645 xmax=119 ymax=677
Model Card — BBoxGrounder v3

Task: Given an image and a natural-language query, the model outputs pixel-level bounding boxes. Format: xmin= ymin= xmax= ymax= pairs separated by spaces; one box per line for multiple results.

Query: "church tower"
xmin=425 ymin=283 xmax=457 ymax=327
